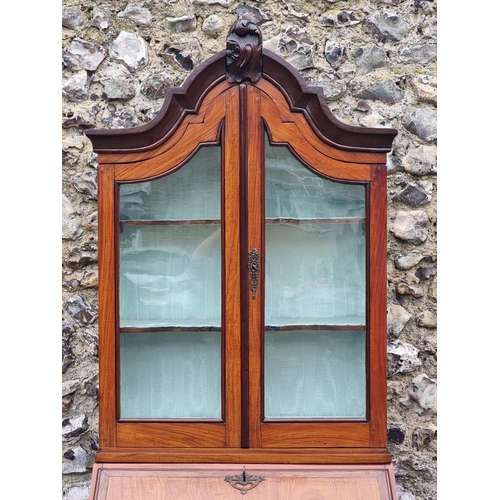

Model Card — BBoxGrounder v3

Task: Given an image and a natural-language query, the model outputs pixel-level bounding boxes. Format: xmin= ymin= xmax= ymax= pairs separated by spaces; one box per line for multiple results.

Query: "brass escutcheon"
xmin=248 ymin=248 xmax=259 ymax=299
xmin=225 ymin=466 xmax=265 ymax=495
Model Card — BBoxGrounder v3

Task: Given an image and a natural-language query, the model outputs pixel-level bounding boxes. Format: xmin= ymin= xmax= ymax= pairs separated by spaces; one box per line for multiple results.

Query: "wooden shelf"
xmin=120 ymin=218 xmax=363 ymax=225
xmin=121 ymin=219 xmax=221 ymax=225
xmin=266 ymin=217 xmax=365 ymax=224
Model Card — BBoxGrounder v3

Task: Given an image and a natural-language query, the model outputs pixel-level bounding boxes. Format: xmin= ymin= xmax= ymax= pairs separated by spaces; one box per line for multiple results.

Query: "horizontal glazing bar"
xmin=265 ymin=325 xmax=365 ymax=331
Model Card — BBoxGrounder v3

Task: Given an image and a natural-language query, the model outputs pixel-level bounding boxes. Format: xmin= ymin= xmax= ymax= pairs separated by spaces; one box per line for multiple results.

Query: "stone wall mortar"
xmin=62 ymin=2 xmax=437 ymax=499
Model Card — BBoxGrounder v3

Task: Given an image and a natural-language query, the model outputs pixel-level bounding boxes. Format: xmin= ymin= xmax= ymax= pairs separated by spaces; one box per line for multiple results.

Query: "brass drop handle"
xmin=248 ymin=248 xmax=259 ymax=299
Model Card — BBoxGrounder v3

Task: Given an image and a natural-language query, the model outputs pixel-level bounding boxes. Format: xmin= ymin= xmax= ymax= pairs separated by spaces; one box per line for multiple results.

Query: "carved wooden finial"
xmin=226 ymin=19 xmax=263 ymax=83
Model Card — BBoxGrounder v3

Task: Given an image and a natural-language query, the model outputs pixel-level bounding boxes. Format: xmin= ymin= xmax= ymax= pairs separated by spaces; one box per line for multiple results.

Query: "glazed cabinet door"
xmin=245 ymin=85 xmax=387 ymax=450
xmin=98 ymin=89 xmax=243 ymax=450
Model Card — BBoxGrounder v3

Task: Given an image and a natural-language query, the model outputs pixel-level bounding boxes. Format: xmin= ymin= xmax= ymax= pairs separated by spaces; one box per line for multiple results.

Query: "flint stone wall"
xmin=62 ymin=1 xmax=437 ymax=499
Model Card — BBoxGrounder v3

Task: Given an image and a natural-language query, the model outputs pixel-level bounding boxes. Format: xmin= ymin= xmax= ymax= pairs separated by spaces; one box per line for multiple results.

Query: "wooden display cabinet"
xmin=86 ymin=20 xmax=398 ymax=499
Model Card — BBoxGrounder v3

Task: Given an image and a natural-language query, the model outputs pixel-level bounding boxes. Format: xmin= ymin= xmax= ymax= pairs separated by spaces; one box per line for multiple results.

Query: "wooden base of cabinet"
xmin=95 ymin=447 xmax=393 ymax=465
xmin=89 ymin=463 xmax=398 ymax=500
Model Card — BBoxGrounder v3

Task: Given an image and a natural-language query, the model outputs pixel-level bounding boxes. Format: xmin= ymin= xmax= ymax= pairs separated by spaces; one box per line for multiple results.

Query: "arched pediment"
xmin=86 ymin=22 xmax=396 ymax=155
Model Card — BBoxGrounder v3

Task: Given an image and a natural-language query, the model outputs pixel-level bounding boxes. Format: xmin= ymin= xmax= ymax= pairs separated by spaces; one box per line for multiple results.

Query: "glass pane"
xmin=265 ymin=331 xmax=365 ymax=418
xmin=265 ymin=140 xmax=364 ymax=219
xmin=120 ymin=225 xmax=221 ymax=328
xmin=118 ymin=146 xmax=222 ymax=420
xmin=265 ymin=222 xmax=365 ymax=325
xmin=119 ymin=147 xmax=221 ymax=221
xmin=264 ymin=138 xmax=366 ymax=419
xmin=120 ymin=331 xmax=221 ymax=419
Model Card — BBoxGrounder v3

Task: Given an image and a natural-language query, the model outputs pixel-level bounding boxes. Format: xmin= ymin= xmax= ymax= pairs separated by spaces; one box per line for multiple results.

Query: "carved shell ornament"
xmin=226 ymin=19 xmax=263 ymax=83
